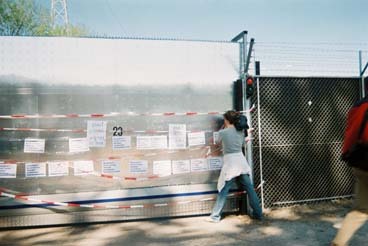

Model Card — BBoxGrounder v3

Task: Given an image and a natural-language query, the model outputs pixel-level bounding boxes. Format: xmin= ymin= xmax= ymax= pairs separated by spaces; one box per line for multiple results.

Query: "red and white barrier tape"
xmin=0 ymin=181 xmax=264 ymax=210
xmin=0 ymin=128 xmax=254 ymax=136
xmin=0 ymin=127 xmax=86 ymax=133
xmin=0 ymin=106 xmax=255 ymax=120
xmin=0 ymin=128 xmax=209 ymax=134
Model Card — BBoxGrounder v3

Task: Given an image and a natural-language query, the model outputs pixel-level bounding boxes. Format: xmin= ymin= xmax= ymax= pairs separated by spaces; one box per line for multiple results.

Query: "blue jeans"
xmin=210 ymin=174 xmax=262 ymax=222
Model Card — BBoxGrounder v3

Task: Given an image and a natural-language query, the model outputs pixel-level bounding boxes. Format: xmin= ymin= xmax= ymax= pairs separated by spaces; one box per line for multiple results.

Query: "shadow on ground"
xmin=0 ymin=199 xmax=366 ymax=246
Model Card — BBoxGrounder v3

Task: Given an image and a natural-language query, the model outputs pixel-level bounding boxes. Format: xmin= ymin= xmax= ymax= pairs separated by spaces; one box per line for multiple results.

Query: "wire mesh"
xmin=252 ymin=77 xmax=358 ymax=207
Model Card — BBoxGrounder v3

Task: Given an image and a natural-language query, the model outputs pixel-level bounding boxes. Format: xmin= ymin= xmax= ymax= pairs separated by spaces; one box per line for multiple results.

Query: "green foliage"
xmin=0 ymin=0 xmax=88 ymax=36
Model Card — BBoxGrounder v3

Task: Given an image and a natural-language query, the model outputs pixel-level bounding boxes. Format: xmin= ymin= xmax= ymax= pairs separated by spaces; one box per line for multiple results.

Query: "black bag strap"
xmin=357 ymin=109 xmax=368 ymax=140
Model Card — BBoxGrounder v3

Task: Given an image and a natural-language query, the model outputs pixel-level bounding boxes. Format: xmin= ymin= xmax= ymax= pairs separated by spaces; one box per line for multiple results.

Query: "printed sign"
xmin=169 ymin=124 xmax=187 ymax=149
xmin=112 ymin=136 xmax=131 ymax=150
xmin=87 ymin=120 xmax=107 ymax=147
xmin=24 ymin=138 xmax=45 ymax=153
xmin=101 ymin=160 xmax=121 ymax=173
xmin=208 ymin=157 xmax=223 ymax=170
xmin=172 ymin=160 xmax=190 ymax=174
xmin=153 ymin=160 xmax=172 ymax=176
xmin=137 ymin=136 xmax=167 ymax=149
xmin=48 ymin=161 xmax=69 ymax=177
xmin=188 ymin=131 xmax=205 ymax=146
xmin=73 ymin=160 xmax=94 ymax=176
xmin=25 ymin=162 xmax=47 ymax=177
xmin=129 ymin=160 xmax=148 ymax=174
xmin=69 ymin=138 xmax=90 ymax=153
xmin=0 ymin=164 xmax=17 ymax=178
xmin=190 ymin=158 xmax=208 ymax=172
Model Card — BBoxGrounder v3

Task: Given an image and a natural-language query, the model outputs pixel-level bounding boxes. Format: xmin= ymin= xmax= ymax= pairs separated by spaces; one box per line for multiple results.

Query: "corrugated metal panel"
xmin=0 ymin=36 xmax=242 ymax=227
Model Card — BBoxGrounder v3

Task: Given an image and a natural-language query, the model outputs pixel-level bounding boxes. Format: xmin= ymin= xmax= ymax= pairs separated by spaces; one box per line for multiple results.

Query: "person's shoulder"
xmin=219 ymin=128 xmax=231 ymax=135
xmin=219 ymin=128 xmax=226 ymax=134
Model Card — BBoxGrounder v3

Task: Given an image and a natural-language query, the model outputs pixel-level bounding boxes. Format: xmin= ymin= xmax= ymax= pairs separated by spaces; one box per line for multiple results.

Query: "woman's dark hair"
xmin=223 ymin=110 xmax=240 ymax=124
xmin=224 ymin=110 xmax=249 ymax=135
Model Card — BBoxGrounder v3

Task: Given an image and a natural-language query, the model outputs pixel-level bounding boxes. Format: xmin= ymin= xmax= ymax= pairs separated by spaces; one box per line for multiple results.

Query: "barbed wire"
xmin=250 ymin=41 xmax=366 ymax=77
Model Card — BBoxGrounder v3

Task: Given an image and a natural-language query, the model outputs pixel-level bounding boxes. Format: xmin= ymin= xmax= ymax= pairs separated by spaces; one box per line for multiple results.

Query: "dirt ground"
xmin=0 ymin=199 xmax=366 ymax=246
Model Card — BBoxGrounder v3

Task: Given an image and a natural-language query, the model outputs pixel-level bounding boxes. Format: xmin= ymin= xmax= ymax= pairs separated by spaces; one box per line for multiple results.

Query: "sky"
xmin=39 ymin=0 xmax=368 ymax=43
xmin=36 ymin=0 xmax=368 ymax=77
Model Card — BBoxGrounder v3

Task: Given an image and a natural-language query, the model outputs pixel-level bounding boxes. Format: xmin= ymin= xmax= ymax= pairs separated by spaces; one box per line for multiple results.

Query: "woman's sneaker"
xmin=205 ymin=216 xmax=220 ymax=223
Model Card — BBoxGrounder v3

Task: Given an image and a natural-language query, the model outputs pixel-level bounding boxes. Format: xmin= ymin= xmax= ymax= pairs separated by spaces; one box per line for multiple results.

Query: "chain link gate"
xmin=251 ymin=77 xmax=358 ymax=208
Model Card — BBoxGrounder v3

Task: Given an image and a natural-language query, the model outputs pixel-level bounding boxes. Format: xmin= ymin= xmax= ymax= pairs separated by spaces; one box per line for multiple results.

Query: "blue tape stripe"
xmin=0 ymin=189 xmax=242 ymax=210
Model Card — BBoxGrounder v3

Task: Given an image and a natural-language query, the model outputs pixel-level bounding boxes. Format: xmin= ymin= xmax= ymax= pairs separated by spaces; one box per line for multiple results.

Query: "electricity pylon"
xmin=51 ymin=0 xmax=69 ymax=28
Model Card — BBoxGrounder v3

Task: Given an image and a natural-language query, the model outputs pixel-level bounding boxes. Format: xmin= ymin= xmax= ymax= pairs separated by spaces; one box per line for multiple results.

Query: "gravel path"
xmin=0 ymin=199 xmax=366 ymax=246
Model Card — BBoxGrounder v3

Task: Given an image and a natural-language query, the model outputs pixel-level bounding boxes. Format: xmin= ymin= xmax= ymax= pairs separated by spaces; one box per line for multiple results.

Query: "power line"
xmin=104 ymin=0 xmax=127 ymax=36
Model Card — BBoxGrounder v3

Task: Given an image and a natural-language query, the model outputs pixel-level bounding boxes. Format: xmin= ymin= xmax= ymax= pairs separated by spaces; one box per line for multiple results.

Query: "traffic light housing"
xmin=245 ymin=76 xmax=254 ymax=98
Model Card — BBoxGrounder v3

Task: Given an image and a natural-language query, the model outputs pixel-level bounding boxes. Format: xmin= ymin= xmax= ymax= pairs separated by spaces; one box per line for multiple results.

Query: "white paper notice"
xmin=73 ymin=160 xmax=94 ymax=176
xmin=48 ymin=161 xmax=69 ymax=177
xmin=137 ymin=136 xmax=167 ymax=149
xmin=0 ymin=164 xmax=17 ymax=178
xmin=101 ymin=160 xmax=121 ymax=173
xmin=169 ymin=124 xmax=187 ymax=149
xmin=87 ymin=120 xmax=107 ymax=147
xmin=213 ymin=132 xmax=220 ymax=144
xmin=172 ymin=160 xmax=190 ymax=174
xmin=190 ymin=158 xmax=208 ymax=172
xmin=129 ymin=160 xmax=148 ymax=174
xmin=151 ymin=136 xmax=168 ymax=149
xmin=25 ymin=163 xmax=47 ymax=178
xmin=153 ymin=160 xmax=172 ymax=177
xmin=24 ymin=138 xmax=45 ymax=153
xmin=69 ymin=138 xmax=90 ymax=153
xmin=208 ymin=157 xmax=223 ymax=170
xmin=188 ymin=131 xmax=206 ymax=146
xmin=112 ymin=136 xmax=131 ymax=150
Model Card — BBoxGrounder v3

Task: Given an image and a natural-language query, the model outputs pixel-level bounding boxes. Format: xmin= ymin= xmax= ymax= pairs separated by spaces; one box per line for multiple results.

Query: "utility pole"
xmin=51 ymin=0 xmax=69 ymax=28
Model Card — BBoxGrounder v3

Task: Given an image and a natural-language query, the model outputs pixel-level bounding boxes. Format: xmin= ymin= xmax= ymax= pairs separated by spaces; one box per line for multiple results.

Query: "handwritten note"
xmin=73 ymin=160 xmax=94 ymax=176
xmin=24 ymin=138 xmax=45 ymax=153
xmin=137 ymin=136 xmax=167 ymax=149
xmin=169 ymin=124 xmax=187 ymax=149
xmin=69 ymin=138 xmax=89 ymax=153
xmin=213 ymin=132 xmax=220 ymax=144
xmin=87 ymin=120 xmax=107 ymax=147
xmin=172 ymin=160 xmax=190 ymax=174
xmin=188 ymin=131 xmax=205 ymax=146
xmin=190 ymin=158 xmax=208 ymax=172
xmin=48 ymin=161 xmax=69 ymax=177
xmin=153 ymin=160 xmax=172 ymax=177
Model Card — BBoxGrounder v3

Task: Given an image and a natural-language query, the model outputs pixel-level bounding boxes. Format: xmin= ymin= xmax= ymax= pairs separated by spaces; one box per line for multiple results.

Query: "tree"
xmin=0 ymin=0 xmax=88 ymax=36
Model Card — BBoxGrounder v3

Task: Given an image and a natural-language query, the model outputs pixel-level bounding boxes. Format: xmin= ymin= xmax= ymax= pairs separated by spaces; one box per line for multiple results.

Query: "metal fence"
xmin=251 ymin=77 xmax=359 ymax=207
xmin=0 ymin=35 xmax=364 ymax=226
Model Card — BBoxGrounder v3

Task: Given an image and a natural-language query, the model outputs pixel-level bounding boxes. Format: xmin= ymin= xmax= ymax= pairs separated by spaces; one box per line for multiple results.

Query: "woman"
xmin=207 ymin=110 xmax=262 ymax=222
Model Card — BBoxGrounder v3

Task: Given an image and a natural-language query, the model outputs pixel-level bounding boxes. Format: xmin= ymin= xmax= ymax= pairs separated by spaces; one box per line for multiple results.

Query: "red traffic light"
xmin=246 ymin=76 xmax=254 ymax=85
